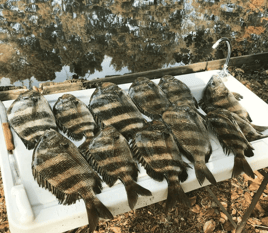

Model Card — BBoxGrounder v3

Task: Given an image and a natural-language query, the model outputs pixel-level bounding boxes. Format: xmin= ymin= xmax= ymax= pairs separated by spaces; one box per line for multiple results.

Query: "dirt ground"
xmin=2 ymin=66 xmax=268 ymax=233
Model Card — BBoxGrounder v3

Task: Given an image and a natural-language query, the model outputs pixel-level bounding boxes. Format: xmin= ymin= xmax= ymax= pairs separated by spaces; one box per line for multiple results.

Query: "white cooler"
xmin=1 ymin=70 xmax=268 ymax=233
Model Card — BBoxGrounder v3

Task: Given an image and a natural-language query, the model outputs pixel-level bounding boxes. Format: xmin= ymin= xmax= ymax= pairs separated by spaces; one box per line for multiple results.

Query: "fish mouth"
xmin=207 ymin=76 xmax=215 ymax=87
xmin=159 ymin=76 xmax=173 ymax=85
xmin=102 ymin=82 xmax=115 ymax=89
xmin=101 ymin=82 xmax=118 ymax=92
xmin=135 ymin=77 xmax=149 ymax=84
xmin=61 ymin=94 xmax=73 ymax=99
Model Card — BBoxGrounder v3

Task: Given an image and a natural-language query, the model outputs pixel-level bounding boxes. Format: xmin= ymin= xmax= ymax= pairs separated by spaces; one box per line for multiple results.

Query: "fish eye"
xmin=114 ymin=135 xmax=120 ymax=140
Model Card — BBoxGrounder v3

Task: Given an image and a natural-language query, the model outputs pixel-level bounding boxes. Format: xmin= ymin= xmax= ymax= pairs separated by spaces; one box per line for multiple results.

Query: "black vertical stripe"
xmin=39 ymin=159 xmax=80 ymax=179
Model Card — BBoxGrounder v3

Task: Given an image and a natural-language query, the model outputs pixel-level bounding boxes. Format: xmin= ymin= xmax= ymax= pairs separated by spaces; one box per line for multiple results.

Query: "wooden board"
xmin=1 ymin=52 xmax=268 ymax=100
xmin=81 ymin=52 xmax=268 ymax=88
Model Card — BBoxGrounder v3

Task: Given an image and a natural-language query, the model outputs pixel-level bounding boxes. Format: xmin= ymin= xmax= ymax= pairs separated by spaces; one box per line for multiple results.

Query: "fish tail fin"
xmin=165 ymin=180 xmax=190 ymax=214
xmin=194 ymin=162 xmax=217 ymax=186
xmin=85 ymin=205 xmax=99 ymax=232
xmin=251 ymin=124 xmax=268 ymax=132
xmin=125 ymin=180 xmax=152 ymax=210
xmin=232 ymin=155 xmax=254 ymax=179
xmin=85 ymin=198 xmax=113 ymax=232
xmin=258 ymin=134 xmax=268 ymax=140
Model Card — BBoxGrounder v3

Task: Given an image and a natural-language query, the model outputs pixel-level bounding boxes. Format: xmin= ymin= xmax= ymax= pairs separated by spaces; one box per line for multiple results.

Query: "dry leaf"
xmin=237 ymin=217 xmax=242 ymax=224
xmin=254 ymin=171 xmax=264 ymax=180
xmin=259 ymin=230 xmax=268 ymax=233
xmin=231 ymin=209 xmax=237 ymax=215
xmin=223 ymin=221 xmax=235 ymax=231
xmin=191 ymin=204 xmax=201 ymax=214
xmin=205 ymin=208 xmax=215 ymax=217
xmin=248 ymin=217 xmax=262 ymax=226
xmin=110 ymin=227 xmax=121 ymax=233
xmin=231 ymin=193 xmax=240 ymax=200
xmin=220 ymin=202 xmax=227 ymax=208
xmin=262 ymin=217 xmax=268 ymax=226
xmin=255 ymin=202 xmax=265 ymax=214
xmin=249 ymin=182 xmax=259 ymax=191
xmin=244 ymin=192 xmax=252 ymax=205
xmin=203 ymin=220 xmax=216 ymax=233
xmin=151 ymin=225 xmax=158 ymax=232
xmin=220 ymin=212 xmax=228 ymax=221
xmin=189 ymin=196 xmax=197 ymax=206
xmin=219 ymin=218 xmax=226 ymax=224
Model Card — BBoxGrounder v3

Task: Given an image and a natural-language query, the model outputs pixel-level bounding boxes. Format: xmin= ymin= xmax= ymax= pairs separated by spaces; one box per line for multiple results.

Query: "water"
xmin=0 ymin=0 xmax=268 ymax=88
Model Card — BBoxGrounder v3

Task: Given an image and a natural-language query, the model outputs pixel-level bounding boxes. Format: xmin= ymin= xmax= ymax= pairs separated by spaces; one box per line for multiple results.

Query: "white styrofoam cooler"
xmin=1 ymin=70 xmax=268 ymax=233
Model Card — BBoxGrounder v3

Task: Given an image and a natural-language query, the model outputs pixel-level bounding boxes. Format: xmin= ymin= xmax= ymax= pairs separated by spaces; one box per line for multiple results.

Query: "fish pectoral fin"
xmin=178 ymin=166 xmax=190 ymax=183
xmin=60 ymin=142 xmax=69 ymax=149
xmin=247 ymin=113 xmax=252 ymax=122
xmin=193 ymin=97 xmax=199 ymax=108
xmin=205 ymin=145 xmax=213 ymax=163
xmin=244 ymin=146 xmax=254 ymax=157
xmin=232 ymin=92 xmax=243 ymax=101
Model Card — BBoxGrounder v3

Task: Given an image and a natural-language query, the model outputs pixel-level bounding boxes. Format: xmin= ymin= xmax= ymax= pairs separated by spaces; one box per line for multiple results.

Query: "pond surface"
xmin=0 ymin=0 xmax=268 ymax=88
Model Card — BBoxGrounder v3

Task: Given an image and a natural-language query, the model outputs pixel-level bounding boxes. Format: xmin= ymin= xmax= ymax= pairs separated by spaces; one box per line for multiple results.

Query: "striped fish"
xmin=228 ymin=111 xmax=268 ymax=142
xmin=199 ymin=75 xmax=252 ymax=122
xmin=158 ymin=75 xmax=198 ymax=109
xmin=130 ymin=120 xmax=191 ymax=213
xmin=205 ymin=108 xmax=255 ymax=178
xmin=7 ymin=90 xmax=57 ymax=150
xmin=89 ymin=82 xmax=147 ymax=141
xmin=128 ymin=77 xmax=172 ymax=119
xmin=53 ymin=94 xmax=97 ymax=149
xmin=32 ymin=129 xmax=113 ymax=232
xmin=80 ymin=125 xmax=152 ymax=210
xmin=162 ymin=106 xmax=217 ymax=186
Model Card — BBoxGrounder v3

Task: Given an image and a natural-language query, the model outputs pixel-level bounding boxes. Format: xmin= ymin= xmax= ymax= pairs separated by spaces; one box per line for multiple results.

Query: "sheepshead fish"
xmin=200 ymin=75 xmax=252 ymax=122
xmin=80 ymin=125 xmax=152 ymax=210
xmin=128 ymin=77 xmax=172 ymax=119
xmin=205 ymin=108 xmax=255 ymax=178
xmin=7 ymin=90 xmax=57 ymax=150
xmin=227 ymin=110 xmax=268 ymax=142
xmin=162 ymin=106 xmax=216 ymax=186
xmin=32 ymin=129 xmax=113 ymax=232
xmin=130 ymin=120 xmax=191 ymax=213
xmin=89 ymin=82 xmax=147 ymax=141
xmin=53 ymin=94 xmax=97 ymax=149
xmin=158 ymin=75 xmax=198 ymax=109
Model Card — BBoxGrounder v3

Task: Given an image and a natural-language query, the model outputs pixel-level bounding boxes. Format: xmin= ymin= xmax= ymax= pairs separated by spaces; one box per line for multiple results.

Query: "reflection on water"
xmin=0 ymin=0 xmax=268 ymax=88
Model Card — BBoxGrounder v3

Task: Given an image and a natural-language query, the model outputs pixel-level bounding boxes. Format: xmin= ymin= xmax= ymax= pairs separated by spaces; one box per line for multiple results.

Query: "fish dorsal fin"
xmin=83 ymin=151 xmax=118 ymax=187
xmin=130 ymin=136 xmax=164 ymax=182
xmin=55 ymin=117 xmax=83 ymax=141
